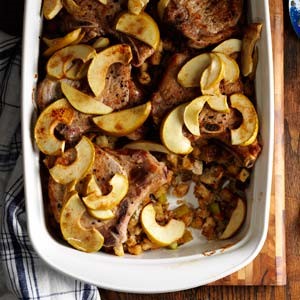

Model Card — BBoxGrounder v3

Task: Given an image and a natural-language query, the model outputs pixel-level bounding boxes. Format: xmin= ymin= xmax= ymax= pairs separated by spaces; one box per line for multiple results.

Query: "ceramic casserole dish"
xmin=21 ymin=0 xmax=274 ymax=293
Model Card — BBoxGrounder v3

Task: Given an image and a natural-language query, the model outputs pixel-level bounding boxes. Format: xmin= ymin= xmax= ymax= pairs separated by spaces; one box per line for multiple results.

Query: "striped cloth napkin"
xmin=0 ymin=31 xmax=101 ymax=300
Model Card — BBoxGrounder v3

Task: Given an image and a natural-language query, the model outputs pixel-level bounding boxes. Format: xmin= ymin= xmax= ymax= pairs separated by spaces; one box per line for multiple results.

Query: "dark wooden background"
xmin=2 ymin=0 xmax=298 ymax=299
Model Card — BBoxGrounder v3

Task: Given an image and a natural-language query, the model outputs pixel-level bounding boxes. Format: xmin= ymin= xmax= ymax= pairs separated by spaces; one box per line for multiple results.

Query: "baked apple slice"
xmin=160 ymin=103 xmax=193 ymax=154
xmin=43 ymin=28 xmax=82 ymax=57
xmin=177 ymin=53 xmax=211 ymax=88
xmin=128 ymin=0 xmax=149 ymax=15
xmin=215 ymin=52 xmax=240 ymax=83
xmin=230 ymin=93 xmax=259 ymax=146
xmin=84 ymin=174 xmax=115 ymax=220
xmin=241 ymin=23 xmax=263 ymax=77
xmin=49 ymin=136 xmax=95 ymax=184
xmin=61 ymin=82 xmax=113 ymax=115
xmin=34 ymin=98 xmax=74 ymax=156
xmin=43 ymin=0 xmax=63 ymax=20
xmin=183 ymin=95 xmax=229 ymax=136
xmin=47 ymin=44 xmax=96 ymax=79
xmin=200 ymin=53 xmax=224 ymax=95
xmin=93 ymin=102 xmax=151 ymax=136
xmin=157 ymin=0 xmax=170 ymax=19
xmin=124 ymin=141 xmax=170 ymax=154
xmin=141 ymin=203 xmax=185 ymax=247
xmin=212 ymin=38 xmax=242 ymax=55
xmin=60 ymin=191 xmax=104 ymax=252
xmin=87 ymin=44 xmax=132 ymax=97
xmin=115 ymin=12 xmax=160 ymax=50
xmin=82 ymin=173 xmax=129 ymax=210
xmin=219 ymin=198 xmax=246 ymax=239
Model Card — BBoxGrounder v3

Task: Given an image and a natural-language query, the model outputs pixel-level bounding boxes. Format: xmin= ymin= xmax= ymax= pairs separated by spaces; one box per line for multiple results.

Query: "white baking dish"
xmin=21 ymin=0 xmax=274 ymax=293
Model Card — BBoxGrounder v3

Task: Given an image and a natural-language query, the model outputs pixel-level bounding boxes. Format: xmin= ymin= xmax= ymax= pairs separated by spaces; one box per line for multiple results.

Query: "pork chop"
xmin=48 ymin=146 xmax=169 ymax=248
xmin=36 ymin=77 xmax=80 ymax=111
xmin=192 ymin=103 xmax=261 ymax=167
xmin=62 ymin=0 xmax=126 ymax=40
xmin=48 ymin=146 xmax=126 ymax=223
xmin=151 ymin=53 xmax=199 ymax=125
xmin=61 ymin=0 xmax=154 ymax=65
xmin=163 ymin=0 xmax=243 ymax=48
xmin=102 ymin=148 xmax=169 ymax=247
xmin=37 ymin=63 xmax=142 ymax=142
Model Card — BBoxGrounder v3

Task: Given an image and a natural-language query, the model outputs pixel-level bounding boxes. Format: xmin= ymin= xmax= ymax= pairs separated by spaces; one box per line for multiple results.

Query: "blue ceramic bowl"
xmin=289 ymin=0 xmax=300 ymax=37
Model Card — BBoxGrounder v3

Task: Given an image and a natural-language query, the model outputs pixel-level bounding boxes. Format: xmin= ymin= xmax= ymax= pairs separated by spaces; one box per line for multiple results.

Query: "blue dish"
xmin=289 ymin=0 xmax=300 ymax=37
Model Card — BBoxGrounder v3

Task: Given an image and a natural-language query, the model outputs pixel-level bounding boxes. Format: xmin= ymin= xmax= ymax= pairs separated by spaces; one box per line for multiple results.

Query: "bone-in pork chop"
xmin=48 ymin=146 xmax=169 ymax=249
xmin=163 ymin=0 xmax=243 ymax=48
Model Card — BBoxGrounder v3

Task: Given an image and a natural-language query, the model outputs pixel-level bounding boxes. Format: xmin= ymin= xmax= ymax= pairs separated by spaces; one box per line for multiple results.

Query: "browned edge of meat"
xmin=151 ymin=53 xmax=199 ymax=125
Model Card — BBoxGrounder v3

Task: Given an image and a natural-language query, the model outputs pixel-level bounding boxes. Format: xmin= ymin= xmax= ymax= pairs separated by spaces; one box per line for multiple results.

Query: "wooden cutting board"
xmin=211 ymin=0 xmax=286 ymax=286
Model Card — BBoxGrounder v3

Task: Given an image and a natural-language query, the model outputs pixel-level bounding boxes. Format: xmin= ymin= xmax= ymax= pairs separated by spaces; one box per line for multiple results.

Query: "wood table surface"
xmin=1 ymin=0 xmax=298 ymax=299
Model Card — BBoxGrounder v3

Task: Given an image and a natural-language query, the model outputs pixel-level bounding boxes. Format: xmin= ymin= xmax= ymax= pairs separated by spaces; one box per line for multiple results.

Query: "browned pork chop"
xmin=37 ymin=63 xmax=143 ymax=142
xmin=163 ymin=0 xmax=243 ymax=48
xmin=48 ymin=146 xmax=126 ymax=223
xmin=151 ymin=53 xmax=199 ymax=125
xmin=36 ymin=77 xmax=80 ymax=111
xmin=37 ymin=64 xmax=133 ymax=111
xmin=48 ymin=146 xmax=169 ymax=248
xmin=101 ymin=148 xmax=169 ymax=247
xmin=192 ymin=103 xmax=261 ymax=167
xmin=61 ymin=0 xmax=125 ymax=40
xmin=61 ymin=0 xmax=153 ymax=65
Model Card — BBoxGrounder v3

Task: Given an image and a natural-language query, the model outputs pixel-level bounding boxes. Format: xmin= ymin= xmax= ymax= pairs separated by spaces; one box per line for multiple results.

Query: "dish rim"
xmin=21 ymin=0 xmax=274 ymax=293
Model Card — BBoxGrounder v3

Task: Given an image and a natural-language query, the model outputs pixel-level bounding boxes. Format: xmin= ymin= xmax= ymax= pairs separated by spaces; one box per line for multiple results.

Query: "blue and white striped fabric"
xmin=0 ymin=31 xmax=101 ymax=300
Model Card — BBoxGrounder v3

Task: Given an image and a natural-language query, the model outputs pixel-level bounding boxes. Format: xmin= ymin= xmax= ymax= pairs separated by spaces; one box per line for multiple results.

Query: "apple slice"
xmin=212 ymin=39 xmax=242 ymax=55
xmin=215 ymin=52 xmax=240 ymax=83
xmin=241 ymin=23 xmax=262 ymax=77
xmin=207 ymin=94 xmax=230 ymax=112
xmin=200 ymin=53 xmax=224 ymax=95
xmin=160 ymin=103 xmax=193 ymax=154
xmin=116 ymin=12 xmax=160 ymax=50
xmin=92 ymin=37 xmax=110 ymax=50
xmin=128 ymin=0 xmax=149 ymax=15
xmin=88 ymin=209 xmax=114 ymax=220
xmin=230 ymin=94 xmax=259 ymax=146
xmin=43 ymin=28 xmax=82 ymax=57
xmin=124 ymin=141 xmax=170 ymax=154
xmin=34 ymin=98 xmax=74 ymax=156
xmin=87 ymin=44 xmax=132 ymax=97
xmin=177 ymin=53 xmax=211 ymax=88
xmin=157 ymin=0 xmax=170 ymax=19
xmin=82 ymin=173 xmax=129 ymax=210
xmin=62 ymin=0 xmax=81 ymax=15
xmin=93 ymin=102 xmax=151 ymax=136
xmin=61 ymin=82 xmax=113 ymax=115
xmin=84 ymin=174 xmax=115 ymax=220
xmin=141 ymin=203 xmax=185 ymax=247
xmin=183 ymin=95 xmax=229 ymax=136
xmin=183 ymin=96 xmax=210 ymax=136
xmin=60 ymin=191 xmax=104 ymax=252
xmin=219 ymin=198 xmax=246 ymax=239
xmin=47 ymin=44 xmax=96 ymax=79
xmin=43 ymin=0 xmax=63 ymax=20
xmin=49 ymin=136 xmax=95 ymax=184
xmin=64 ymin=60 xmax=90 ymax=80
xmin=62 ymin=180 xmax=77 ymax=204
